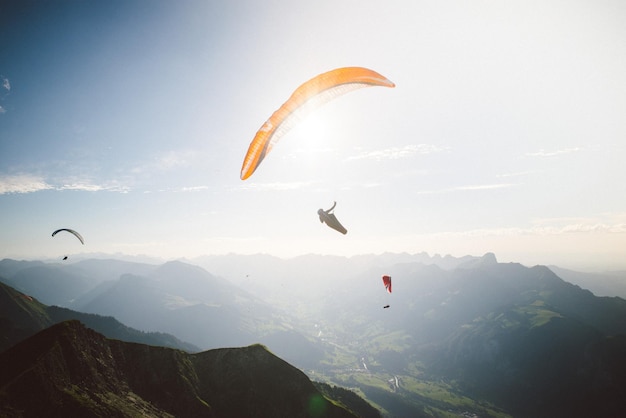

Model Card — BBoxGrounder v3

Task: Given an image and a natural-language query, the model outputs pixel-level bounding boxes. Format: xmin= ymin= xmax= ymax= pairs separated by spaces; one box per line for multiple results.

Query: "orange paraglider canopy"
xmin=240 ymin=67 xmax=395 ymax=180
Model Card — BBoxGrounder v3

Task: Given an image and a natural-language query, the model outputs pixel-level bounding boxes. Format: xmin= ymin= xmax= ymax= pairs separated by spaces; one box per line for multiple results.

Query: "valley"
xmin=2 ymin=252 xmax=625 ymax=417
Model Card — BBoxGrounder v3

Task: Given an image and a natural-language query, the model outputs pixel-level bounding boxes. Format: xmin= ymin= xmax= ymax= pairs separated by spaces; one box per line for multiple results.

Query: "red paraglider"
xmin=382 ymin=275 xmax=392 ymax=309
xmin=382 ymin=275 xmax=392 ymax=293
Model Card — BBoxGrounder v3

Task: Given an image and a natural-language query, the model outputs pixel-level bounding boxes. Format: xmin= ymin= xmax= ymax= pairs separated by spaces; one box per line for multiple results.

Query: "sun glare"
xmin=281 ymin=111 xmax=339 ymax=179
xmin=291 ymin=112 xmax=329 ymax=152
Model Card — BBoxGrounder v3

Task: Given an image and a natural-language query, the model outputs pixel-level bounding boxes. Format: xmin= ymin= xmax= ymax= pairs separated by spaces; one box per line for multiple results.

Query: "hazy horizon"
xmin=1 ymin=1 xmax=625 ymax=272
xmin=2 ymin=250 xmax=625 ymax=275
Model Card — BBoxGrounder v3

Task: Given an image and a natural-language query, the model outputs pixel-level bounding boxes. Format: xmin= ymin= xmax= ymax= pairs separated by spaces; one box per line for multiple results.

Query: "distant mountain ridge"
xmin=0 ymin=258 xmax=324 ymax=367
xmin=548 ymin=265 xmax=626 ymax=299
xmin=0 ymin=281 xmax=198 ymax=353
xmin=72 ymin=261 xmax=297 ymax=351
xmin=0 ymin=258 xmax=158 ymax=307
xmin=0 ymin=320 xmax=372 ymax=418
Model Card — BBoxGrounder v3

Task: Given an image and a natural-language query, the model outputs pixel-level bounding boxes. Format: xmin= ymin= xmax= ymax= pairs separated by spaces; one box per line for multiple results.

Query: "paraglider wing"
xmin=240 ymin=67 xmax=395 ymax=180
xmin=318 ymin=211 xmax=348 ymax=234
xmin=317 ymin=201 xmax=347 ymax=234
xmin=19 ymin=294 xmax=33 ymax=302
xmin=382 ymin=275 xmax=392 ymax=293
xmin=52 ymin=228 xmax=84 ymax=245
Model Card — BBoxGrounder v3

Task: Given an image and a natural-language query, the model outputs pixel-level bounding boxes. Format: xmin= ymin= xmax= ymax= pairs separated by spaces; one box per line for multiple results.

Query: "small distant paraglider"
xmin=382 ymin=275 xmax=392 ymax=308
xmin=51 ymin=228 xmax=84 ymax=244
xmin=52 ymin=229 xmax=84 ymax=260
xmin=382 ymin=275 xmax=392 ymax=293
xmin=16 ymin=293 xmax=33 ymax=302
xmin=318 ymin=201 xmax=347 ymax=235
xmin=240 ymin=66 xmax=395 ymax=180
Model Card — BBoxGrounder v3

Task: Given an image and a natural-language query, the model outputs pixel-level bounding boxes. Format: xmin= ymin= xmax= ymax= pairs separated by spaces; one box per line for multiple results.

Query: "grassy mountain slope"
xmin=295 ymin=257 xmax=626 ymax=417
xmin=420 ymin=265 xmax=626 ymax=417
xmin=0 ymin=321 xmax=365 ymax=418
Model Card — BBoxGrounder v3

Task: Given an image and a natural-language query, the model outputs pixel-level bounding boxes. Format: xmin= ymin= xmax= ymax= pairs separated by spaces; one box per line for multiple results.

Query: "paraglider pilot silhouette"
xmin=318 ymin=201 xmax=347 ymax=235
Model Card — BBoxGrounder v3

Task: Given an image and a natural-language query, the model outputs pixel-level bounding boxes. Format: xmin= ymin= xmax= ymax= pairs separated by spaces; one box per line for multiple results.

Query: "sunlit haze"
xmin=1 ymin=1 xmax=625 ymax=271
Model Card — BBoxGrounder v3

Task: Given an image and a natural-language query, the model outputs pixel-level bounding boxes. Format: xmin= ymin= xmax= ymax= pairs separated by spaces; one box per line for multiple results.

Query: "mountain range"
xmin=0 ymin=281 xmax=198 ymax=353
xmin=2 ymin=252 xmax=626 ymax=417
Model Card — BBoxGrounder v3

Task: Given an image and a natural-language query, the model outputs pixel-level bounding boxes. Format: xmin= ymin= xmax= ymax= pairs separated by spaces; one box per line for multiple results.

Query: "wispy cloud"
xmin=0 ymin=174 xmax=131 ymax=195
xmin=437 ymin=215 xmax=626 ymax=238
xmin=496 ymin=170 xmax=541 ymax=178
xmin=525 ymin=147 xmax=581 ymax=157
xmin=236 ymin=181 xmax=314 ymax=191
xmin=529 ymin=215 xmax=626 ymax=234
xmin=154 ymin=150 xmax=195 ymax=170
xmin=416 ymin=183 xmax=516 ymax=195
xmin=1 ymin=76 xmax=11 ymax=115
xmin=0 ymin=174 xmax=53 ymax=194
xmin=141 ymin=185 xmax=212 ymax=194
xmin=467 ymin=224 xmax=626 ymax=237
xmin=130 ymin=150 xmax=198 ymax=176
xmin=346 ymin=144 xmax=448 ymax=161
xmin=58 ymin=182 xmax=130 ymax=193
xmin=455 ymin=184 xmax=515 ymax=191
xmin=58 ymin=183 xmax=106 ymax=192
xmin=180 ymin=185 xmax=209 ymax=192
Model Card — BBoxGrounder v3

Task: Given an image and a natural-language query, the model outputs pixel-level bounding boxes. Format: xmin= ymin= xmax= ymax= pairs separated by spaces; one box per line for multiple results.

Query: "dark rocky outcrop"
xmin=0 ymin=321 xmax=360 ymax=418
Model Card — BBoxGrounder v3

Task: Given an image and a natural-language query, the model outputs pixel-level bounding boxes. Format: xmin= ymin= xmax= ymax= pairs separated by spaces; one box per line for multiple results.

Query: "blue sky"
xmin=1 ymin=0 xmax=625 ymax=270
